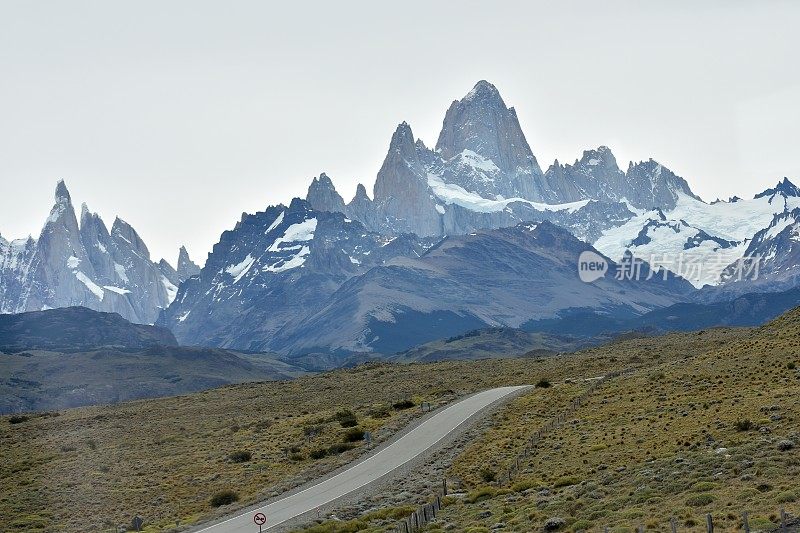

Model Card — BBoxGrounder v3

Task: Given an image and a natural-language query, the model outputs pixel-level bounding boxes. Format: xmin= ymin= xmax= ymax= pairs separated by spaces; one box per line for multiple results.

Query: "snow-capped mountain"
xmin=304 ymin=80 xmax=702 ymax=243
xmin=7 ymin=79 xmax=800 ymax=354
xmin=594 ymin=178 xmax=800 ymax=288
xmin=162 ymin=213 xmax=694 ymax=355
xmin=716 ymin=204 xmax=800 ymax=294
xmin=158 ymin=198 xmax=434 ymax=349
xmin=0 ymin=181 xmax=198 ymax=323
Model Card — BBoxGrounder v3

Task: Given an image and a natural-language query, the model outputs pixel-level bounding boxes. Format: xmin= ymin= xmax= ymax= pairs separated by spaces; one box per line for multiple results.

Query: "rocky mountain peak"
xmin=55 ymin=179 xmax=71 ymax=202
xmin=112 ymin=217 xmax=150 ymax=259
xmin=353 ymin=183 xmax=369 ymax=200
xmin=578 ymin=146 xmax=620 ymax=172
xmin=435 ymin=81 xmax=538 ymax=173
xmin=45 ymin=180 xmax=77 ymax=228
xmin=624 ymin=159 xmax=701 ymax=210
xmin=386 ymin=121 xmax=418 ymax=160
xmin=177 ymin=245 xmax=201 ymax=280
xmin=755 ymin=177 xmax=800 ymax=200
xmin=462 ymin=79 xmax=503 ymax=105
xmin=306 ymin=172 xmax=346 ymax=213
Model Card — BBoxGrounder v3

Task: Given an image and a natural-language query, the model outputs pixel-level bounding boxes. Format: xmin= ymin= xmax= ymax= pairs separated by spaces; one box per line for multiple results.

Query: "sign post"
xmin=131 ymin=516 xmax=143 ymax=532
xmin=254 ymin=512 xmax=267 ymax=532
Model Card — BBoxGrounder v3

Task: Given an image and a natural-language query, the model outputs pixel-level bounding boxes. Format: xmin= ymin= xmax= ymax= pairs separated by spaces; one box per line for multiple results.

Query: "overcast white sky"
xmin=1 ymin=1 xmax=798 ymax=266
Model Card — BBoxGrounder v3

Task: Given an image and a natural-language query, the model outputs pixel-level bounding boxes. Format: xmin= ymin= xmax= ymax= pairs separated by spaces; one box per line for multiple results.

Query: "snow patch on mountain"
xmin=103 ymin=285 xmax=131 ymax=295
xmin=263 ymin=246 xmax=310 ymax=273
xmin=225 ymin=254 xmax=256 ymax=283
xmin=268 ymin=218 xmax=317 ymax=252
xmin=426 ymin=172 xmax=589 ymax=214
xmin=265 ymin=210 xmax=285 ymax=234
xmin=75 ymin=271 xmax=104 ymax=300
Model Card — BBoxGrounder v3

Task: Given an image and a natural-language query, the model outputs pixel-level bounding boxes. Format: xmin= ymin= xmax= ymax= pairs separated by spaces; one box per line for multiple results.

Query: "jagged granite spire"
xmin=435 ymin=80 xmax=544 ymax=201
xmin=542 ymin=146 xmax=626 ymax=203
xmin=755 ymin=177 xmax=800 ymax=200
xmin=372 ymin=122 xmax=442 ymax=236
xmin=306 ymin=172 xmax=346 ymax=213
xmin=624 ymin=159 xmax=701 ymax=210
xmin=176 ymin=245 xmax=200 ymax=280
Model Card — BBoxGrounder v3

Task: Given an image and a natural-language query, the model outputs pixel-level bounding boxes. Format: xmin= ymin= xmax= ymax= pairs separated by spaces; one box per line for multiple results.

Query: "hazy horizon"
xmin=2 ymin=1 xmax=798 ymax=265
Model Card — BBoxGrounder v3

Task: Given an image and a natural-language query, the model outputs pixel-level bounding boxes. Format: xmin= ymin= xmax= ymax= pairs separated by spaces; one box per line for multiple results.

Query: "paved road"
xmin=195 ymin=385 xmax=530 ymax=532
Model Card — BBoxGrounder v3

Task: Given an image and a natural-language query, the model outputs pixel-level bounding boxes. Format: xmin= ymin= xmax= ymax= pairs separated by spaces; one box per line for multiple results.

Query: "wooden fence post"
xmin=706 ymin=513 xmax=713 ymax=533
xmin=780 ymin=508 xmax=786 ymax=532
xmin=742 ymin=511 xmax=750 ymax=533
xmin=670 ymin=516 xmax=677 ymax=533
xmin=442 ymin=478 xmax=447 ymax=496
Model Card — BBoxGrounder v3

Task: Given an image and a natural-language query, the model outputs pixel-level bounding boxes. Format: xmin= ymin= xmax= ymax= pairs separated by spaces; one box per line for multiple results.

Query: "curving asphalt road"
xmin=194 ymin=385 xmax=530 ymax=532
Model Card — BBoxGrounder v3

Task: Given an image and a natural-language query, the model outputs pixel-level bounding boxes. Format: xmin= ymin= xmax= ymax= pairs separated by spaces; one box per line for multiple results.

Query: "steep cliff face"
xmin=0 ymin=181 xmax=176 ymax=323
xmin=371 ymin=122 xmax=444 ymax=236
xmin=623 ymin=159 xmax=701 ymax=210
xmin=543 ymin=146 xmax=627 ymax=204
xmin=306 ymin=173 xmax=347 ymax=214
xmin=159 ymin=198 xmax=433 ymax=349
xmin=302 ymin=81 xmax=706 ymax=241
xmin=435 ymin=80 xmax=545 ymax=201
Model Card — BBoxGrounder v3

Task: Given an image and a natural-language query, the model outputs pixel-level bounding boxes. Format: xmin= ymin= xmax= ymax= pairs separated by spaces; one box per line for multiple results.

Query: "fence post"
xmin=781 ymin=508 xmax=786 ymax=532
xmin=442 ymin=478 xmax=447 ymax=496
xmin=742 ymin=511 xmax=749 ymax=533
xmin=670 ymin=517 xmax=677 ymax=533
xmin=706 ymin=513 xmax=713 ymax=533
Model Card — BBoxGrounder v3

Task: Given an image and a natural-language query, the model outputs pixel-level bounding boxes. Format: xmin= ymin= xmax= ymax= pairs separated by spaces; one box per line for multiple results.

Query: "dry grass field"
xmin=1 ymin=345 xmax=634 ymax=533
xmin=4 ymin=310 xmax=799 ymax=533
xmin=424 ymin=315 xmax=800 ymax=532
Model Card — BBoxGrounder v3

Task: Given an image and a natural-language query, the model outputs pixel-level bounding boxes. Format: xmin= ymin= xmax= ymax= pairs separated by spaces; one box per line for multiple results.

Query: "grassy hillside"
xmin=0 ymin=345 xmax=645 ymax=532
xmin=392 ymin=327 xmax=582 ymax=363
xmin=0 ymin=346 xmax=306 ymax=413
xmin=426 ymin=316 xmax=800 ymax=532
xmin=0 ymin=306 xmax=177 ymax=352
xmin=3 ymin=309 xmax=799 ymax=533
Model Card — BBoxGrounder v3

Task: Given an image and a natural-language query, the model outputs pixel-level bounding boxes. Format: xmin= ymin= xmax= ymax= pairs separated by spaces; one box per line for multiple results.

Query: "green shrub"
xmin=335 ymin=409 xmax=358 ymax=428
xmin=536 ymin=379 xmax=552 ymax=388
xmin=210 ymin=490 xmax=239 ymax=507
xmin=392 ymin=399 xmax=415 ymax=410
xmin=343 ymin=428 xmax=365 ymax=443
xmin=788 ymin=361 xmax=796 ymax=369
xmin=465 ymin=487 xmax=496 ymax=503
xmin=554 ymin=476 xmax=580 ymax=488
xmin=734 ymin=419 xmax=753 ymax=431
xmin=289 ymin=452 xmax=305 ymax=462
xmin=776 ymin=491 xmax=797 ymax=503
xmin=309 ymin=448 xmax=328 ymax=460
xmin=8 ymin=415 xmax=29 ymax=424
xmin=572 ymin=519 xmax=592 ymax=531
xmin=479 ymin=467 xmax=497 ymax=482
xmin=228 ymin=450 xmax=252 ymax=463
xmin=512 ymin=479 xmax=537 ymax=492
xmin=303 ymin=425 xmax=322 ymax=437
xmin=686 ymin=493 xmax=714 ymax=507
xmin=691 ymin=481 xmax=717 ymax=492
xmin=327 ymin=442 xmax=355 ymax=455
xmin=368 ymin=405 xmax=391 ymax=418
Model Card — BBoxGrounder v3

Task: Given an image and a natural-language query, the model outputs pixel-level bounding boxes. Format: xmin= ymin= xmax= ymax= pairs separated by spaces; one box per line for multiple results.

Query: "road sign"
xmin=132 ymin=516 xmax=144 ymax=532
xmin=254 ymin=512 xmax=267 ymax=531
